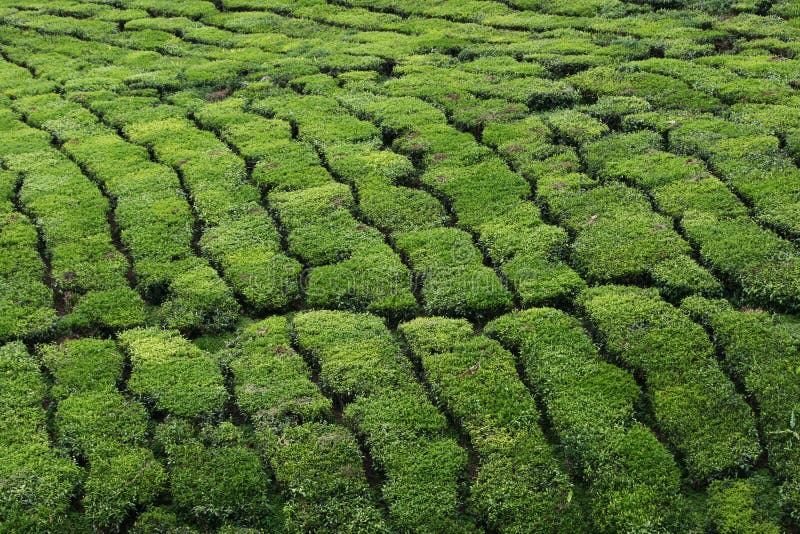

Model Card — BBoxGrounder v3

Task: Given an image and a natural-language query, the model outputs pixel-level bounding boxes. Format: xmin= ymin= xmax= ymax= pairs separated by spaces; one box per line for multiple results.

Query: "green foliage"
xmin=159 ymin=263 xmax=240 ymax=333
xmin=227 ymin=316 xmax=388 ymax=530
xmin=486 ymin=308 xmax=685 ymax=532
xmin=262 ymin=421 xmax=388 ymax=533
xmin=0 ymin=442 xmax=82 ymax=532
xmin=64 ymin=288 xmax=148 ymax=332
xmin=269 ymin=182 xmax=377 ymax=265
xmin=538 ymin=176 xmax=696 ymax=285
xmin=155 ymin=419 xmax=282 ymax=529
xmin=0 ymin=108 xmax=138 ymax=322
xmin=82 ymin=446 xmax=166 ymax=530
xmin=0 ymin=342 xmax=81 ymax=531
xmin=130 ymin=507 xmax=198 ymax=534
xmin=40 ymin=339 xmax=123 ymax=401
xmin=578 ymin=285 xmax=760 ymax=482
xmin=119 ymin=327 xmax=228 ymax=418
xmin=545 ymin=109 xmax=610 ymax=145
xmin=682 ymin=215 xmax=800 ymax=312
xmin=649 ymin=256 xmax=722 ymax=301
xmin=400 ymin=317 xmax=582 ymax=532
xmin=228 ymin=316 xmax=331 ymax=423
xmin=682 ymin=295 xmax=800 ymax=519
xmin=294 ymin=310 xmax=417 ymax=400
xmin=294 ymin=310 xmax=472 ymax=530
xmin=0 ymin=207 xmax=57 ymax=341
xmin=568 ymin=66 xmax=723 ymax=112
xmin=251 ymin=141 xmax=334 ymax=191
xmin=707 ymin=474 xmax=782 ymax=534
xmin=7 ymin=0 xmax=800 ymax=528
xmin=395 ymin=227 xmax=513 ymax=319
xmin=55 ymin=390 xmax=149 ymax=458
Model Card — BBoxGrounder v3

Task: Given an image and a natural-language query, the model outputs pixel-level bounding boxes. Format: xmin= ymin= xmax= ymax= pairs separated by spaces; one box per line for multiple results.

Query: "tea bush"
xmin=400 ymin=316 xmax=583 ymax=532
xmin=119 ymin=327 xmax=228 ymax=418
xmin=577 ymin=285 xmax=760 ymax=482
xmin=682 ymin=295 xmax=800 ymax=520
xmin=486 ymin=308 xmax=687 ymax=532
xmin=2 ymin=0 xmax=800 ymax=527
xmin=228 ymin=316 xmax=388 ymax=531
xmin=0 ymin=342 xmax=81 ymax=531
xmin=294 ymin=310 xmax=471 ymax=531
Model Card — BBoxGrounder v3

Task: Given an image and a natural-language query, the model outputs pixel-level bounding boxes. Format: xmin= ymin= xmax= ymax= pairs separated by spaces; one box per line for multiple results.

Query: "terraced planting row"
xmin=1 ymin=0 xmax=800 ymax=532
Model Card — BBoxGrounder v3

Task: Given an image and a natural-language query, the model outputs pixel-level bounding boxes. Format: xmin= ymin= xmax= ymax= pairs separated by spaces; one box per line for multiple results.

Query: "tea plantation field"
xmin=3 ymin=0 xmax=800 ymax=532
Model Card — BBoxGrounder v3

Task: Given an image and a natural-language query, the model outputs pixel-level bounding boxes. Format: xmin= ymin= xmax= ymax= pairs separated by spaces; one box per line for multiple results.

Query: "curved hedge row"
xmin=46 ymin=339 xmax=165 ymax=530
xmin=399 ymin=316 xmax=583 ymax=532
xmin=102 ymin=100 xmax=301 ymax=313
xmin=294 ymin=310 xmax=472 ymax=531
xmin=485 ymin=308 xmax=686 ymax=532
xmin=0 ymin=342 xmax=80 ymax=532
xmin=345 ymin=92 xmax=584 ymax=310
xmin=681 ymin=296 xmax=800 ymax=521
xmin=577 ymin=285 xmax=759 ymax=482
xmin=0 ymin=101 xmax=145 ymax=332
xmin=11 ymin=92 xmax=237 ymax=333
xmin=0 ymin=168 xmax=56 ymax=341
xmin=229 ymin=316 xmax=388 ymax=532
xmin=1 ymin=0 xmax=800 ymax=528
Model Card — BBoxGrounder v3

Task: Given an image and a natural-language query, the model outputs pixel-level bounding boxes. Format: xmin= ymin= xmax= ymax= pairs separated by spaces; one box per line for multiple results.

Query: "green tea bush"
xmin=568 ymin=66 xmax=722 ymax=112
xmin=0 ymin=106 xmax=142 ymax=321
xmin=11 ymin=94 xmax=240 ymax=331
xmin=107 ymin=103 xmax=302 ymax=312
xmin=7 ymin=0 xmax=800 ymax=528
xmin=588 ymin=134 xmax=745 ymax=218
xmin=707 ymin=474 xmax=783 ymax=534
xmin=486 ymin=308 xmax=686 ymax=532
xmin=294 ymin=310 xmax=471 ymax=531
xmin=342 ymin=91 xmax=585 ymax=308
xmin=271 ymin=182 xmax=416 ymax=317
xmin=681 ymin=215 xmax=800 ymax=312
xmin=577 ymin=285 xmax=760 ymax=482
xmin=0 ymin=342 xmax=81 ymax=531
xmin=0 ymin=183 xmax=57 ymax=341
xmin=82 ymin=445 xmax=166 ymax=530
xmin=544 ymin=109 xmax=610 ymax=145
xmin=130 ymin=0 xmax=218 ymax=19
xmin=228 ymin=316 xmax=331 ymax=422
xmin=252 ymin=93 xmax=381 ymax=147
xmin=538 ymin=172 xmax=702 ymax=288
xmin=0 ymin=59 xmax=59 ymax=100
xmin=195 ymin=94 xmax=415 ymax=317
xmin=45 ymin=342 xmax=163 ymax=532
xmin=155 ymin=419 xmax=281 ymax=529
xmin=395 ymin=227 xmax=512 ymax=319
xmin=669 ymin=117 xmax=800 ymax=238
xmin=264 ymin=421 xmax=389 ymax=533
xmin=682 ymin=295 xmax=800 ymax=519
xmin=322 ymin=142 xmax=447 ymax=233
xmin=55 ymin=389 xmax=149 ymax=456
xmin=250 ymin=141 xmax=335 ymax=191
xmin=0 ymin=441 xmax=82 ymax=532
xmin=228 ymin=316 xmax=387 ymax=531
xmin=40 ymin=338 xmax=124 ymax=400
xmin=400 ymin=317 xmax=583 ymax=532
xmin=130 ymin=507 xmax=198 ymax=533
xmin=627 ymin=58 xmax=794 ymax=105
xmin=119 ymin=327 xmax=228 ymax=418
xmin=340 ymin=93 xmax=449 ymax=138
xmin=3 ymin=114 xmax=127 ymax=294
xmin=582 ymin=128 xmax=800 ymax=310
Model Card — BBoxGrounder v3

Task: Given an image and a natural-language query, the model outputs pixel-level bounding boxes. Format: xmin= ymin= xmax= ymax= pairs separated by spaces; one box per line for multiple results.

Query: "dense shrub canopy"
xmin=1 ymin=0 xmax=799 ymax=531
